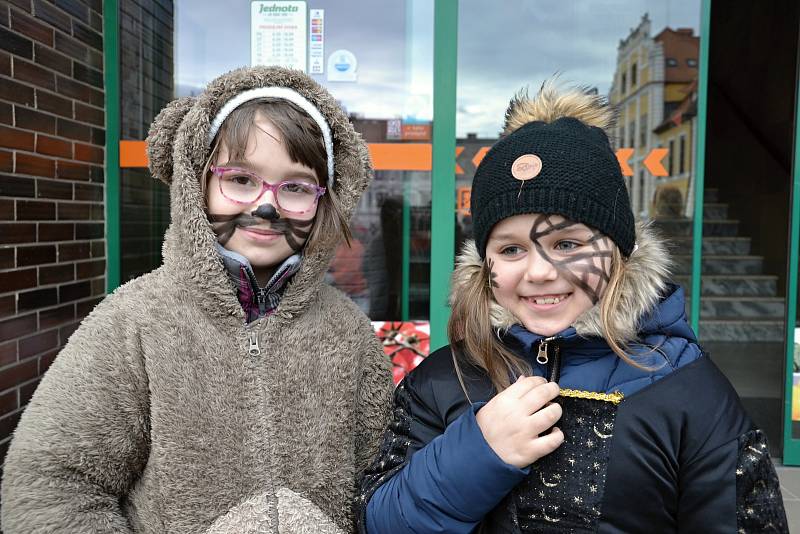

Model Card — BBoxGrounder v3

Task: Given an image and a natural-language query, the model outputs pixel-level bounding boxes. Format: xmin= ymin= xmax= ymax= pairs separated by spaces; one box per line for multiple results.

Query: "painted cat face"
xmin=485 ymin=213 xmax=613 ymax=336
xmin=206 ymin=112 xmax=318 ymax=268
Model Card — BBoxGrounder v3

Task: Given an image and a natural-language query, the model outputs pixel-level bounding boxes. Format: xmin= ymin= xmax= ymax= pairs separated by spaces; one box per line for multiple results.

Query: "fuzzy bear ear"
xmin=146 ymin=96 xmax=195 ymax=185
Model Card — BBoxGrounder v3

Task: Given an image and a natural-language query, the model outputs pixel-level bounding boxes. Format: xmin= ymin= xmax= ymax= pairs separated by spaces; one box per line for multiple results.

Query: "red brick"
xmin=58 ymin=241 xmax=89 ymax=260
xmin=36 ymin=134 xmax=71 ymax=158
xmin=90 ymin=126 xmax=103 ymax=145
xmin=0 ymin=247 xmax=14 ymax=269
xmin=2 ymin=173 xmax=36 ymax=197
xmin=15 ymin=153 xmax=55 ymax=177
xmin=58 ymin=280 xmax=89 ymax=304
xmin=0 ymin=360 xmax=36 ymax=395
xmin=36 ymin=178 xmax=71 ymax=200
xmin=88 ymin=9 xmax=101 ymax=32
xmin=0 ymin=341 xmax=15 ymax=367
xmin=0 ymin=295 xmax=15 ymax=319
xmin=39 ymin=347 xmax=58 ymax=373
xmin=76 ymin=258 xmax=103 ymax=279
xmin=38 ymin=302 xmax=73 ymax=329
xmin=0 ymin=149 xmax=11 ymax=171
xmin=55 ymin=117 xmax=90 ymax=141
xmin=0 ymin=199 xmax=13 ymax=220
xmin=36 ymin=90 xmax=72 ymax=118
xmin=9 ymin=0 xmax=32 ymax=13
xmin=17 ymin=328 xmax=57 ymax=359
xmin=74 ymin=182 xmax=101 ymax=201
xmin=74 ymin=142 xmax=103 ymax=164
xmin=0 ymin=27 xmax=33 ymax=60
xmin=88 ymin=0 xmax=101 ymax=15
xmin=0 ymin=390 xmax=17 ymax=418
xmin=13 ymin=57 xmax=55 ymax=91
xmin=53 ymin=31 xmax=88 ymax=64
xmin=0 ymin=125 xmax=34 ymax=150
xmin=56 ymin=201 xmax=89 ymax=220
xmin=0 ymin=5 xmax=8 ymax=27
xmin=90 ymin=239 xmax=103 ymax=256
xmin=0 ymin=223 xmax=35 ymax=244
xmin=38 ymin=222 xmax=73 ymax=241
xmin=39 ymin=263 xmax=73 ymax=285
xmin=0 ymin=102 xmax=11 ymax=125
xmin=55 ymin=0 xmax=89 ymax=23
xmin=15 ymin=107 xmax=55 ymax=134
xmin=34 ymin=43 xmax=70 ymax=75
xmin=0 ymin=267 xmax=36 ymax=291
xmin=90 ymin=277 xmax=103 ymax=296
xmin=89 ymin=165 xmax=102 ymax=183
xmin=74 ymin=103 xmax=103 ymax=126
xmin=0 ymin=52 xmax=10 ymax=76
xmin=0 ymin=77 xmax=34 ymax=106
xmin=75 ymin=295 xmax=101 ymax=316
xmin=19 ymin=377 xmax=40 ymax=405
xmin=16 ymin=199 xmax=55 ymax=220
xmin=10 ymin=9 xmax=53 ymax=46
xmin=72 ymin=20 xmax=101 ymax=50
xmin=18 ymin=286 xmax=57 ymax=311
xmin=33 ymin=0 xmax=72 ymax=34
xmin=73 ymin=62 xmax=102 ymax=88
xmin=0 ymin=410 xmax=23 ymax=441
xmin=75 ymin=222 xmax=101 ymax=239
xmin=56 ymin=159 xmax=90 ymax=180
xmin=58 ymin=320 xmax=79 ymax=343
xmin=0 ymin=313 xmax=36 ymax=343
xmin=17 ymin=244 xmax=56 ymax=266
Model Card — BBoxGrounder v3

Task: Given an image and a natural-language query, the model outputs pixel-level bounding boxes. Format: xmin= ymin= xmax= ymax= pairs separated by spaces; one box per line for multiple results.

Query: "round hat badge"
xmin=511 ymin=154 xmax=543 ymax=181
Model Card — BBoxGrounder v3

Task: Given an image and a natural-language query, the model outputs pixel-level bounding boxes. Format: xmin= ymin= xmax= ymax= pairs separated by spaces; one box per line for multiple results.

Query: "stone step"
xmin=690 ymin=297 xmax=785 ymax=319
xmin=652 ymin=218 xmax=740 ymax=237
xmin=667 ymin=236 xmax=751 ymax=255
xmin=698 ymin=319 xmax=784 ymax=342
xmin=675 ymin=275 xmax=778 ymax=296
xmin=703 ymin=203 xmax=729 ymax=220
xmin=673 ymin=255 xmax=764 ymax=275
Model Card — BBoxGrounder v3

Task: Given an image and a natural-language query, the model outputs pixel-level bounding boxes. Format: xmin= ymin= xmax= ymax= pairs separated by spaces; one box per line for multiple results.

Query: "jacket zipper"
xmin=536 ymin=335 xmax=560 ymax=382
xmin=247 ymin=328 xmax=261 ymax=356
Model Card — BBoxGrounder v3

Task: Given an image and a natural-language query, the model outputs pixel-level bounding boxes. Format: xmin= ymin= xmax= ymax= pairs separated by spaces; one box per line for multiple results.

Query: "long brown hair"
xmin=448 ymin=243 xmax=640 ymax=394
xmin=202 ymin=97 xmax=351 ymax=248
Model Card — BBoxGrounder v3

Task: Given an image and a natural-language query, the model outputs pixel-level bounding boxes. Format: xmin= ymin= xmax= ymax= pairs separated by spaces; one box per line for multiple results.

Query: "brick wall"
xmin=0 ymin=0 xmax=105 ymax=469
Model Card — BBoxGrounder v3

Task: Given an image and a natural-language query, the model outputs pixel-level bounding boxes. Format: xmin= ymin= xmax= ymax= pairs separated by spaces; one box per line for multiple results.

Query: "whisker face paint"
xmin=207 ymin=210 xmax=314 ymax=252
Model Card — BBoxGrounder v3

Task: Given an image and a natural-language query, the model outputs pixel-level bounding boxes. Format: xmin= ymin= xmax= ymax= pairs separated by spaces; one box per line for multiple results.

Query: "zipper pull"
xmin=536 ymin=340 xmax=549 ymax=365
xmin=248 ymin=332 xmax=261 ymax=356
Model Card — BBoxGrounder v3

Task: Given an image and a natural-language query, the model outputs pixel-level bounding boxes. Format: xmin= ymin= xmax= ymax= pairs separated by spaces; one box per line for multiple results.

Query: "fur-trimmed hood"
xmin=145 ymin=66 xmax=372 ymax=322
xmin=451 ymin=223 xmax=671 ymax=341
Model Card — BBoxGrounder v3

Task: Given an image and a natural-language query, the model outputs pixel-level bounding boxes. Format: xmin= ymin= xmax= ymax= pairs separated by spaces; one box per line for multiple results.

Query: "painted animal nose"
xmin=252 ymin=203 xmax=279 ymax=221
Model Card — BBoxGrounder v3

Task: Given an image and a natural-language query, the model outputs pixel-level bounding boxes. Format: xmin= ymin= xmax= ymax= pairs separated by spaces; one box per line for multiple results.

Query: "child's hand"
xmin=475 ymin=376 xmax=564 ymax=468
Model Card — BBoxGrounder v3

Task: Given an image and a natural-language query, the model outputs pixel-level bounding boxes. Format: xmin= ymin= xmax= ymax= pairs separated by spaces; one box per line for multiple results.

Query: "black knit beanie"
xmin=471 ymin=114 xmax=635 ymax=258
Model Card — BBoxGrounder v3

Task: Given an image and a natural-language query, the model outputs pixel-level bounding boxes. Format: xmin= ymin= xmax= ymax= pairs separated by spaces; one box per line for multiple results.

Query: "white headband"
xmin=207 ymin=87 xmax=335 ymax=188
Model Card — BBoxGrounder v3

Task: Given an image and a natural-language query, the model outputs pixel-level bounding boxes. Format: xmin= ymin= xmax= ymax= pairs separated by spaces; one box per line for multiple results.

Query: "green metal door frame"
xmin=782 ymin=34 xmax=800 ymax=465
xmin=429 ymin=0 xmax=458 ymax=351
xmin=104 ymin=0 xmax=121 ymax=293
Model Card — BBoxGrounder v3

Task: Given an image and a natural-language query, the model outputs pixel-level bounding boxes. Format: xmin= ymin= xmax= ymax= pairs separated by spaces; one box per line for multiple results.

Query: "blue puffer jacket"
xmin=357 ymin=227 xmax=787 ymax=534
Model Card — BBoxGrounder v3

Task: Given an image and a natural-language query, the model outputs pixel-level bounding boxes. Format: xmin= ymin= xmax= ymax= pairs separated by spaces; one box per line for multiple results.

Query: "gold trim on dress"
xmin=559 ymin=388 xmax=624 ymax=405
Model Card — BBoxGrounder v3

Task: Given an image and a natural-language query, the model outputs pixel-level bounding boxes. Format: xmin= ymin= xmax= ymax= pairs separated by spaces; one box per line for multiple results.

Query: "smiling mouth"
xmin=524 ymin=293 xmax=571 ymax=305
xmin=239 ymin=226 xmax=282 ymax=236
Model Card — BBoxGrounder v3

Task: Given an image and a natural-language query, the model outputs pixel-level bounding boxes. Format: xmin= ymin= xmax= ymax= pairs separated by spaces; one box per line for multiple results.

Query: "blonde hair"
xmin=448 ymin=244 xmax=641 ymax=394
xmin=202 ymin=97 xmax=351 ymax=248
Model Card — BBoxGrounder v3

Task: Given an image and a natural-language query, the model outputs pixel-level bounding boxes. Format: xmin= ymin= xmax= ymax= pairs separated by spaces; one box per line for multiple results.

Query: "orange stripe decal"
xmin=120 ymin=140 xmax=149 ymax=168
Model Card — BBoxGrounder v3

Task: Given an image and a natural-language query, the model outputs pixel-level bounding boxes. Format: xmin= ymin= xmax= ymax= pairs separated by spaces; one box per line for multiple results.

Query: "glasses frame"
xmin=211 ymin=165 xmax=326 ymax=215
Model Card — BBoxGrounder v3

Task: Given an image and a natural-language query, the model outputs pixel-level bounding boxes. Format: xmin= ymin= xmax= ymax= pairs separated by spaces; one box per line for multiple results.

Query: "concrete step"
xmin=667 ymin=236 xmax=751 ymax=255
xmin=675 ymin=275 xmax=778 ymax=297
xmin=703 ymin=203 xmax=729 ymax=220
xmin=653 ymin=218 xmax=740 ymax=237
xmin=698 ymin=319 xmax=785 ymax=343
xmin=691 ymin=297 xmax=785 ymax=319
xmin=673 ymin=255 xmax=764 ymax=275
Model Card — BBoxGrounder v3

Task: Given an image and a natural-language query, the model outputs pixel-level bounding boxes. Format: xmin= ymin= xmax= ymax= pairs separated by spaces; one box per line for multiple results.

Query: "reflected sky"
xmin=175 ymin=0 xmax=699 ymax=137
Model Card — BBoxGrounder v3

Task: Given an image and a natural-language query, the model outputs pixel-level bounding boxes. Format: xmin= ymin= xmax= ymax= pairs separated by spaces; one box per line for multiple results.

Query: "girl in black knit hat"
xmin=357 ymin=81 xmax=788 ymax=533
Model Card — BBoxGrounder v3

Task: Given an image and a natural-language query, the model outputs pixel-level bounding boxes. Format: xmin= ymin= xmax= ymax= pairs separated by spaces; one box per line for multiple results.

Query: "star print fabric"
xmin=482 ymin=395 xmax=618 ymax=533
xmin=735 ymin=429 xmax=789 ymax=533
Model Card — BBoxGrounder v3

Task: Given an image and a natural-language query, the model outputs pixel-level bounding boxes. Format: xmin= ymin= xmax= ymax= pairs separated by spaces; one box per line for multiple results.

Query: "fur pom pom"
xmin=503 ymin=79 xmax=615 ymax=136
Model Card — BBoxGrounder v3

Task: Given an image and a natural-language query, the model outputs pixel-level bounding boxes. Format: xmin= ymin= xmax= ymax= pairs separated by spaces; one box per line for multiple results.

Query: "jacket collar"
xmin=215 ymin=244 xmax=302 ymax=323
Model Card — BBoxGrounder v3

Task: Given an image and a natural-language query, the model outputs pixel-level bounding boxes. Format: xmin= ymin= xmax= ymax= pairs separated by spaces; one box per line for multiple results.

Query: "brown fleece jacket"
xmin=0 ymin=67 xmax=393 ymax=534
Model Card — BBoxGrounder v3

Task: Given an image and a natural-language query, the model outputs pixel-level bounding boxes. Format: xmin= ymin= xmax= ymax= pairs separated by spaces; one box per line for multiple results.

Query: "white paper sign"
xmin=309 ymin=9 xmax=324 ymax=74
xmin=327 ymin=49 xmax=358 ymax=82
xmin=251 ymin=1 xmax=308 ymax=71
